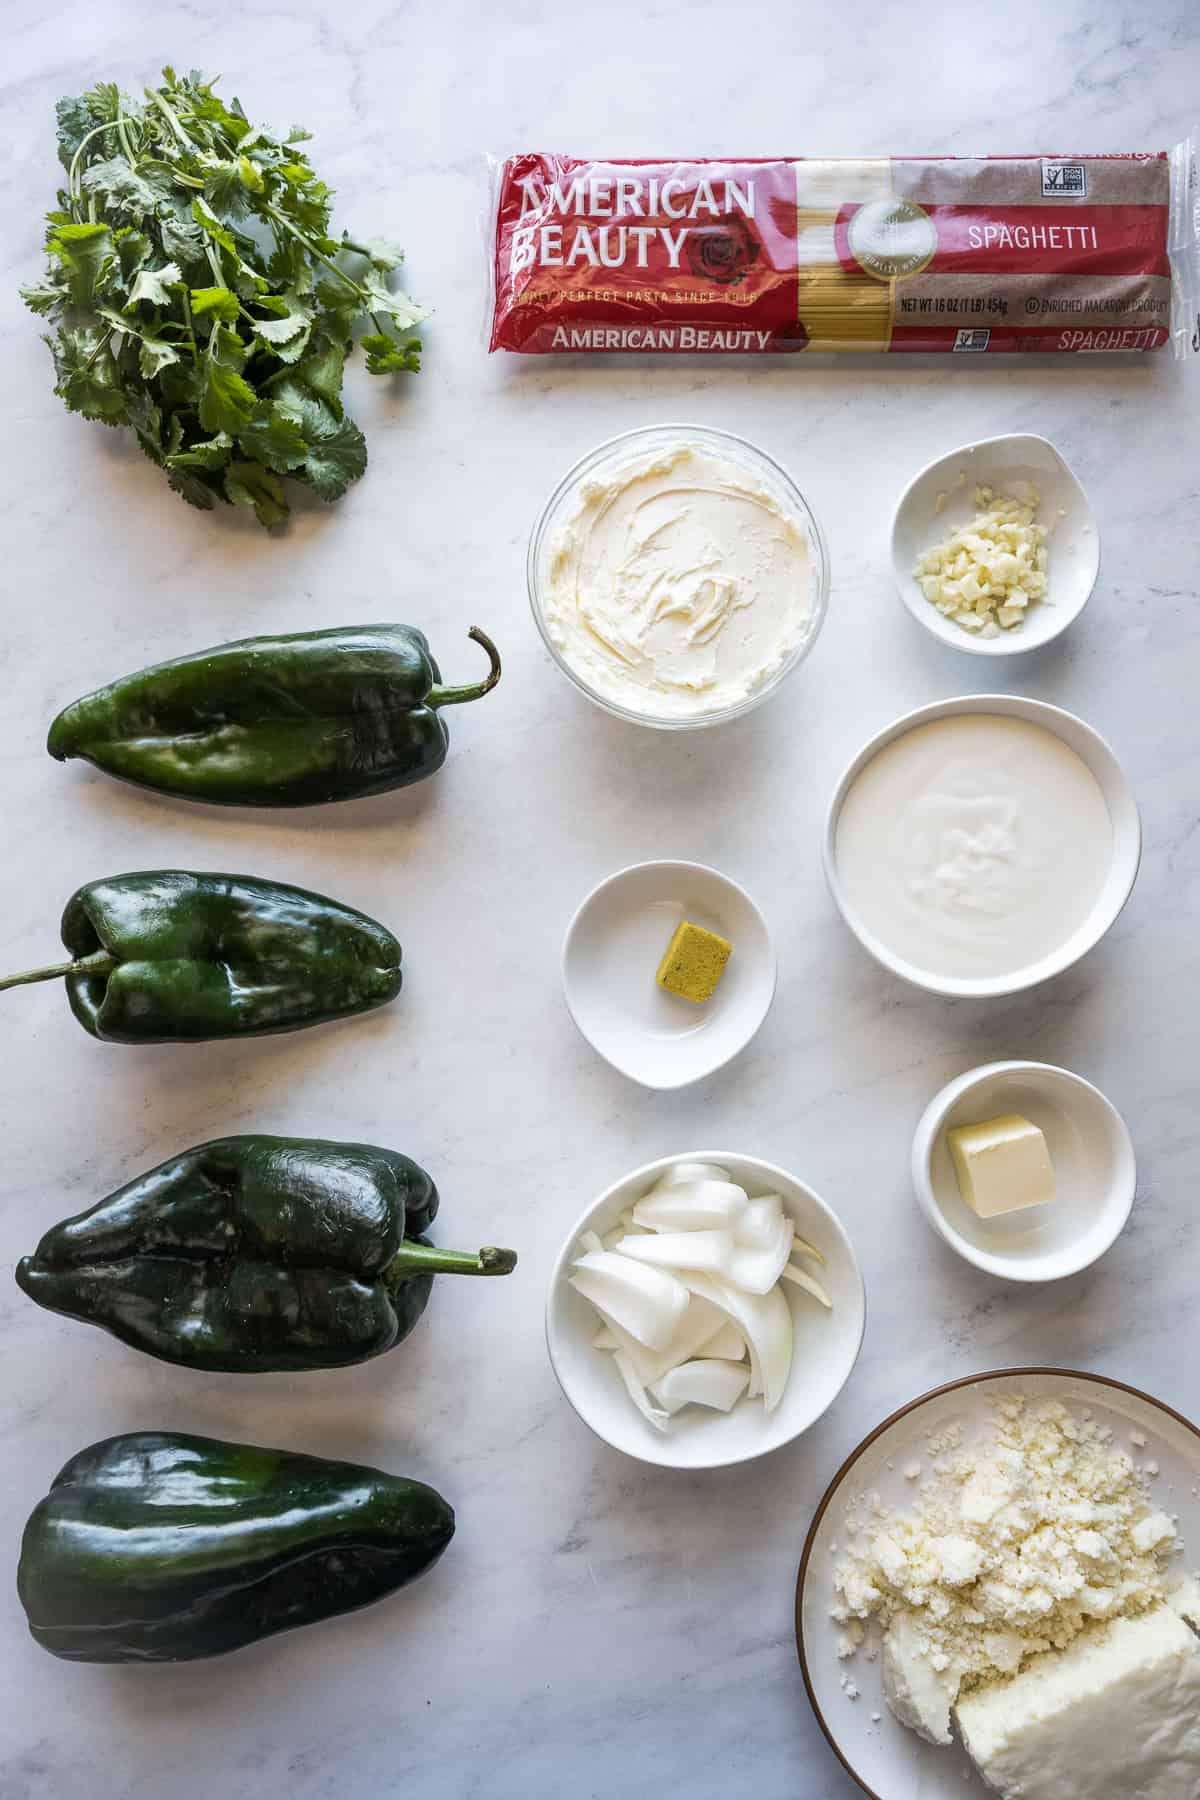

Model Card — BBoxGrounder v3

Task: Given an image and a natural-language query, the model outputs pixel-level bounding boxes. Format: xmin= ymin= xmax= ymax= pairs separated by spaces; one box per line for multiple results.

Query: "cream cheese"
xmin=543 ymin=443 xmax=812 ymax=718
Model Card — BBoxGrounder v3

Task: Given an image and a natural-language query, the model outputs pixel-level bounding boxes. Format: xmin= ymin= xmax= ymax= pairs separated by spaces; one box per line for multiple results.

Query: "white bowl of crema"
xmin=911 ymin=1061 xmax=1136 ymax=1281
xmin=528 ymin=423 xmax=830 ymax=729
xmin=823 ymin=695 xmax=1141 ymax=999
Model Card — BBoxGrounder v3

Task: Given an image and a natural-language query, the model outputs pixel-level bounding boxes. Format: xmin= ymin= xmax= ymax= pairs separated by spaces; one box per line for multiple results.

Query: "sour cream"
xmin=834 ymin=714 xmax=1114 ymax=981
xmin=542 ymin=441 xmax=813 ymax=719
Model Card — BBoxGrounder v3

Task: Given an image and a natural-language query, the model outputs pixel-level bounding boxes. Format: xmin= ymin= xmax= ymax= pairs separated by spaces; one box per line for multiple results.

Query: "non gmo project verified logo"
xmin=1041 ymin=161 xmax=1087 ymax=197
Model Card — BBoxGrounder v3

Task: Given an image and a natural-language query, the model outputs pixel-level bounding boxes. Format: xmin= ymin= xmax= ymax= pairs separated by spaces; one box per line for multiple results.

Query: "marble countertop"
xmin=2 ymin=3 xmax=1198 ymax=1794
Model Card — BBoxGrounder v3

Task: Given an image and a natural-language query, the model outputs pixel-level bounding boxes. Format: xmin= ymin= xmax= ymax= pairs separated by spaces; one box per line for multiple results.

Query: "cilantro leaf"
xmin=202 ymin=161 xmax=252 ymax=222
xmin=238 ymin=401 xmax=308 ymax=471
xmin=81 ymin=156 xmax=167 ymax=217
xmin=198 ymin=356 xmax=256 ymax=434
xmin=361 ymin=267 xmax=430 ymax=332
xmin=47 ymin=223 xmax=115 ymax=304
xmin=224 ymin=459 xmax=289 ymax=527
xmin=344 ymin=232 xmax=407 ymax=271
xmin=295 ymin=413 xmax=367 ymax=502
xmin=138 ymin=333 xmax=180 ymax=379
xmin=190 ymin=196 xmax=238 ymax=255
xmin=20 ymin=280 xmax=63 ymax=316
xmin=190 ymin=285 xmax=241 ymax=322
xmin=128 ymin=260 xmax=182 ymax=306
xmin=47 ymin=327 xmax=128 ymax=424
xmin=168 ymin=466 xmax=220 ymax=510
xmin=168 ymin=432 xmax=233 ymax=473
xmin=158 ymin=199 xmax=205 ymax=263
xmin=276 ymin=341 xmax=346 ymax=417
xmin=361 ymin=331 xmax=422 ymax=375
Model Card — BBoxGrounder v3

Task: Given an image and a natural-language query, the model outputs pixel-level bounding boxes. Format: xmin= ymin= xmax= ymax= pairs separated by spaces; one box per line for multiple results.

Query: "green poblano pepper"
xmin=0 ymin=870 xmax=402 ymax=1041
xmin=17 ymin=1135 xmax=517 ymax=1371
xmin=47 ymin=624 xmax=501 ymax=807
xmin=18 ymin=1432 xmax=455 ymax=1662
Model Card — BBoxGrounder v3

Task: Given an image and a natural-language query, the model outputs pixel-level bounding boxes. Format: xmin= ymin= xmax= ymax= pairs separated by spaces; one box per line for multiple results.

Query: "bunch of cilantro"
xmin=21 ymin=67 xmax=428 ymax=529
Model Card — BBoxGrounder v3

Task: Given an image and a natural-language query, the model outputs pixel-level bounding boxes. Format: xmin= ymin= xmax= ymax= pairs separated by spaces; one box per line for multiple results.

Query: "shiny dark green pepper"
xmin=0 ymin=870 xmax=401 ymax=1041
xmin=47 ymin=623 xmax=501 ymax=807
xmin=18 ymin=1431 xmax=455 ymax=1662
xmin=17 ymin=1134 xmax=516 ymax=1371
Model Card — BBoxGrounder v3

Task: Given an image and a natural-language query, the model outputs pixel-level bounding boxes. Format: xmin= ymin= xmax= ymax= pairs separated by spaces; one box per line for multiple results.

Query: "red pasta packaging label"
xmin=488 ymin=146 xmax=1200 ymax=356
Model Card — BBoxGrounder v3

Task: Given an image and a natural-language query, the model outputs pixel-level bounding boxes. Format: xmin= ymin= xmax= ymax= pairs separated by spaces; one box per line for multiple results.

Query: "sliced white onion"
xmin=792 ymin=1234 xmax=827 ymax=1266
xmin=580 ymin=1229 xmax=604 ymax=1254
xmin=634 ymin=1179 xmax=748 ymax=1233
xmin=781 ymin=1261 xmax=833 ymax=1309
xmin=700 ymin=1321 xmax=746 ymax=1361
xmin=615 ymin=1228 xmax=734 ymax=1274
xmin=592 ymin=1326 xmax=619 ymax=1350
xmin=613 ymin=1350 xmax=669 ymax=1432
xmin=725 ymin=1211 xmax=795 ymax=1295
xmin=682 ymin=1272 xmax=793 ymax=1413
xmin=648 ymin=1161 xmax=731 ymax=1189
xmin=735 ymin=1193 xmax=784 ymax=1249
xmin=587 ymin=1293 xmax=726 ymax=1386
xmin=570 ymin=1251 xmax=689 ymax=1350
xmin=652 ymin=1359 xmax=751 ymax=1415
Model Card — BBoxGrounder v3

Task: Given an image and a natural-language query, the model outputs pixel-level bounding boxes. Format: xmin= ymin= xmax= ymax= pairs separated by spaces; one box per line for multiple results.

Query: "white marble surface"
xmin=2 ymin=3 xmax=1198 ymax=1794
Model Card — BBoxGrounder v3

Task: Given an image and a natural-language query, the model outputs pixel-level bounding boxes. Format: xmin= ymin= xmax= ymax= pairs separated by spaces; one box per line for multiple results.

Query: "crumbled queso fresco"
xmin=831 ymin=1398 xmax=1178 ymax=1695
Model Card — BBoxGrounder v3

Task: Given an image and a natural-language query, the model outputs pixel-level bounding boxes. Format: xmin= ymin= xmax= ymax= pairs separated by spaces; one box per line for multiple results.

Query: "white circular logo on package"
xmin=847 ymin=199 xmax=937 ymax=280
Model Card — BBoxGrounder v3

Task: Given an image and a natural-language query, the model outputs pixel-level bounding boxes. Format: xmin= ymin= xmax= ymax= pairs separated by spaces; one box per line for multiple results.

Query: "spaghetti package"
xmin=488 ymin=145 xmax=1200 ymax=356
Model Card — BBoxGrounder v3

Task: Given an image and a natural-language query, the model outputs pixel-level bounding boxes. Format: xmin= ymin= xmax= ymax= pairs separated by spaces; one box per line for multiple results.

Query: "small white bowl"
xmin=823 ymin=693 xmax=1141 ymax=1000
xmin=892 ymin=434 xmax=1099 ymax=656
xmin=528 ymin=423 xmax=830 ymax=729
xmin=546 ymin=1151 xmax=866 ymax=1470
xmin=562 ymin=861 xmax=776 ymax=1089
xmin=911 ymin=1061 xmax=1136 ymax=1282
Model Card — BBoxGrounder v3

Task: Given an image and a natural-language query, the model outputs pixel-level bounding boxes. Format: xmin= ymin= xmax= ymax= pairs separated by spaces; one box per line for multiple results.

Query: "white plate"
xmin=892 ymin=434 xmax=1099 ymax=655
xmin=561 ymin=861 xmax=776 ymax=1089
xmin=546 ymin=1151 xmax=866 ymax=1470
xmin=796 ymin=1369 xmax=1200 ymax=1799
xmin=911 ymin=1061 xmax=1136 ymax=1281
xmin=823 ymin=693 xmax=1142 ymax=1000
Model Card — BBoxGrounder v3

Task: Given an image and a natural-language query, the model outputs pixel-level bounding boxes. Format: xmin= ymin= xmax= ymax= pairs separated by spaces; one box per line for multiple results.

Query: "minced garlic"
xmin=915 ymin=485 xmax=1048 ymax=635
xmin=831 ymin=1398 xmax=1178 ymax=1705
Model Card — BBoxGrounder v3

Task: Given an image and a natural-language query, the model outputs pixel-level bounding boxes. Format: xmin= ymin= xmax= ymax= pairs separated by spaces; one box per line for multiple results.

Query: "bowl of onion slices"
xmin=545 ymin=1152 xmax=866 ymax=1469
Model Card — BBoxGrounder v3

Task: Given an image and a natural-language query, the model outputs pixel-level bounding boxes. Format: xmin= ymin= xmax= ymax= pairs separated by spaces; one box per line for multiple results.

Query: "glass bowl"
xmin=527 ymin=423 xmax=830 ymax=730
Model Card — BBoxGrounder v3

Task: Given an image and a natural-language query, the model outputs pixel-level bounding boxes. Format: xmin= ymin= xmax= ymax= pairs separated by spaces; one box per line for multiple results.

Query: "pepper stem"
xmin=0 ymin=949 xmax=116 ymax=994
xmin=385 ymin=1241 xmax=518 ymax=1281
xmin=427 ymin=627 xmax=502 ymax=709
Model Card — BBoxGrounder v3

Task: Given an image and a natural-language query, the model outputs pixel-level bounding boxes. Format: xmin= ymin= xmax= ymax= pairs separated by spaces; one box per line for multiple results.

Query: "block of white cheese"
xmin=1169 ymin=1575 xmax=1200 ymax=1629
xmin=881 ymin=1610 xmax=959 ymax=1745
xmin=947 ymin=1113 xmax=1055 ymax=1219
xmin=955 ymin=1605 xmax=1200 ymax=1799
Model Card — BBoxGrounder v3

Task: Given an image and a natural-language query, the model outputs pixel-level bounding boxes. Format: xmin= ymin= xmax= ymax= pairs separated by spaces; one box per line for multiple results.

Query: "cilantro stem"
xmin=83 ymin=330 xmax=113 ymax=373
xmin=264 ymin=204 xmax=372 ymax=309
xmin=114 ymin=101 xmax=137 ymax=166
xmin=179 ymin=289 xmax=199 ymax=363
xmin=68 ymin=122 xmax=123 ymax=204
xmin=148 ymin=90 xmax=195 ymax=153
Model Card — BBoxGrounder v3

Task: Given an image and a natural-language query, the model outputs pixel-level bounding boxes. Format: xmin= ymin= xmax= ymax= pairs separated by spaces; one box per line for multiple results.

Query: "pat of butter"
xmin=947 ymin=1113 xmax=1055 ymax=1219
